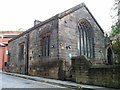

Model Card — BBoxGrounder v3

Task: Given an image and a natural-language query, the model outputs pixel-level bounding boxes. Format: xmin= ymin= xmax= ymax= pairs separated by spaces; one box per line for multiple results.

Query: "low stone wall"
xmin=89 ymin=65 xmax=120 ymax=88
xmin=71 ymin=56 xmax=120 ymax=88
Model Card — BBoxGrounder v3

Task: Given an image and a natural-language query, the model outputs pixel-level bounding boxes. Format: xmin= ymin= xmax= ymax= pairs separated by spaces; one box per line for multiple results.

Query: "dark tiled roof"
xmin=8 ymin=14 xmax=58 ymax=42
xmin=9 ymin=3 xmax=104 ymax=42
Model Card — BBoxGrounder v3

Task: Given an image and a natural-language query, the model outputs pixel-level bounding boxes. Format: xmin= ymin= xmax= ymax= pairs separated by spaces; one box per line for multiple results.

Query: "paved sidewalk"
xmin=2 ymin=71 xmax=120 ymax=90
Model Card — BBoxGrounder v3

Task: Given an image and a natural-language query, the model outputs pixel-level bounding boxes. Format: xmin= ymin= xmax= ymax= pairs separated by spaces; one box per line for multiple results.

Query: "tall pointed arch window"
xmin=78 ymin=19 xmax=94 ymax=58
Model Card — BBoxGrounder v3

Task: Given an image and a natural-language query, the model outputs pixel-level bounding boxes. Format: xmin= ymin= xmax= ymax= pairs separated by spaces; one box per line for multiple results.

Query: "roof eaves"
xmin=9 ymin=14 xmax=59 ymax=43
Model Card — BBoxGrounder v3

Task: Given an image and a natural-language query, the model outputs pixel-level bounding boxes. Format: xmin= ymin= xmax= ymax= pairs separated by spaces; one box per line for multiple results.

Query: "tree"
xmin=113 ymin=38 xmax=120 ymax=64
xmin=110 ymin=0 xmax=120 ymax=64
xmin=113 ymin=38 xmax=120 ymax=55
xmin=110 ymin=23 xmax=120 ymax=37
xmin=111 ymin=22 xmax=120 ymax=64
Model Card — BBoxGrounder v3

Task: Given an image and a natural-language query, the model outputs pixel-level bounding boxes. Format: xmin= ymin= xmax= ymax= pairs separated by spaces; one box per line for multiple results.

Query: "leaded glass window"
xmin=42 ymin=36 xmax=50 ymax=56
xmin=78 ymin=19 xmax=94 ymax=58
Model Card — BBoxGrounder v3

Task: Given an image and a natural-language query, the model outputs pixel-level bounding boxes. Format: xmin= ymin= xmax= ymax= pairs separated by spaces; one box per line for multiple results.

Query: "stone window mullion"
xmin=79 ymin=23 xmax=84 ymax=55
xmin=78 ymin=25 xmax=81 ymax=55
xmin=83 ymin=23 xmax=88 ymax=57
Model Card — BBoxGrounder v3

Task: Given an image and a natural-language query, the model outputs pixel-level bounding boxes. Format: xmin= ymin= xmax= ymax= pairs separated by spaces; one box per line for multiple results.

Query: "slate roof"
xmin=9 ymin=3 xmax=104 ymax=42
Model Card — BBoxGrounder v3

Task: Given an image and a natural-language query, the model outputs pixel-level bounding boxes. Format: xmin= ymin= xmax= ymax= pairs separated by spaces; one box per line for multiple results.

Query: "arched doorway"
xmin=107 ymin=47 xmax=113 ymax=65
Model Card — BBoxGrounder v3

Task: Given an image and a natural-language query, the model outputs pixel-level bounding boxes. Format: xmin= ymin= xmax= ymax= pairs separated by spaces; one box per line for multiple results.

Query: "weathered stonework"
xmin=71 ymin=56 xmax=120 ymax=88
xmin=6 ymin=3 xmax=115 ymax=81
xmin=7 ymin=34 xmax=29 ymax=74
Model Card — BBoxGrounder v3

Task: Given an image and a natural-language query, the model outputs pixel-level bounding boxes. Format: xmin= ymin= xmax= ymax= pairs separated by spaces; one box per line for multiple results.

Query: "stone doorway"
xmin=107 ymin=47 xmax=113 ymax=65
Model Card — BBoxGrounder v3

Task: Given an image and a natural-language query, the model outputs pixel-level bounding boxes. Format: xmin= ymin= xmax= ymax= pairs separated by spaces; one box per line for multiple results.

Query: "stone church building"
xmin=6 ymin=3 xmax=114 ymax=80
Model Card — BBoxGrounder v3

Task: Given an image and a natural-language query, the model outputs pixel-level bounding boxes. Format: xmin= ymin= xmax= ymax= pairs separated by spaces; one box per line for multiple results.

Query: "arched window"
xmin=107 ymin=47 xmax=113 ymax=65
xmin=42 ymin=32 xmax=51 ymax=57
xmin=42 ymin=36 xmax=50 ymax=56
xmin=78 ymin=19 xmax=94 ymax=58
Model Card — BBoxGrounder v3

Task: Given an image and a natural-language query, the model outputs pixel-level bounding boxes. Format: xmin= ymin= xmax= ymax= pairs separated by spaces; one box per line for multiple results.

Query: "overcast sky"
xmin=0 ymin=0 xmax=115 ymax=32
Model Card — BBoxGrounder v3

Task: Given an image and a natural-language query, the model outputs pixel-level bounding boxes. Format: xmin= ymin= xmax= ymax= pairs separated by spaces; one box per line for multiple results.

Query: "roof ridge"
xmin=9 ymin=2 xmax=104 ymax=42
xmin=58 ymin=3 xmax=85 ymax=18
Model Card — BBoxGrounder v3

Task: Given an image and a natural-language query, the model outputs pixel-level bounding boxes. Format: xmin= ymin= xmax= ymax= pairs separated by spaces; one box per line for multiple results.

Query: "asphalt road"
xmin=0 ymin=73 xmax=66 ymax=89
xmin=0 ymin=72 xmax=119 ymax=90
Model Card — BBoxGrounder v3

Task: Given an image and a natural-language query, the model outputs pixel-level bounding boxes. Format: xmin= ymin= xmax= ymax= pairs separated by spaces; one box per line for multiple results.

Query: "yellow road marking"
xmin=40 ymin=82 xmax=66 ymax=88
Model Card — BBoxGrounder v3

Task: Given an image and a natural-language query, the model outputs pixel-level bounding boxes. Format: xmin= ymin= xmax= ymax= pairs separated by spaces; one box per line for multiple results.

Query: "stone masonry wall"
xmin=6 ymin=16 xmax=60 ymax=79
xmin=28 ymin=18 xmax=59 ymax=79
xmin=6 ymin=3 xmax=110 ymax=80
xmin=71 ymin=56 xmax=120 ymax=88
xmin=58 ymin=6 xmax=106 ymax=78
xmin=7 ymin=34 xmax=29 ymax=74
xmin=89 ymin=65 xmax=120 ymax=88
